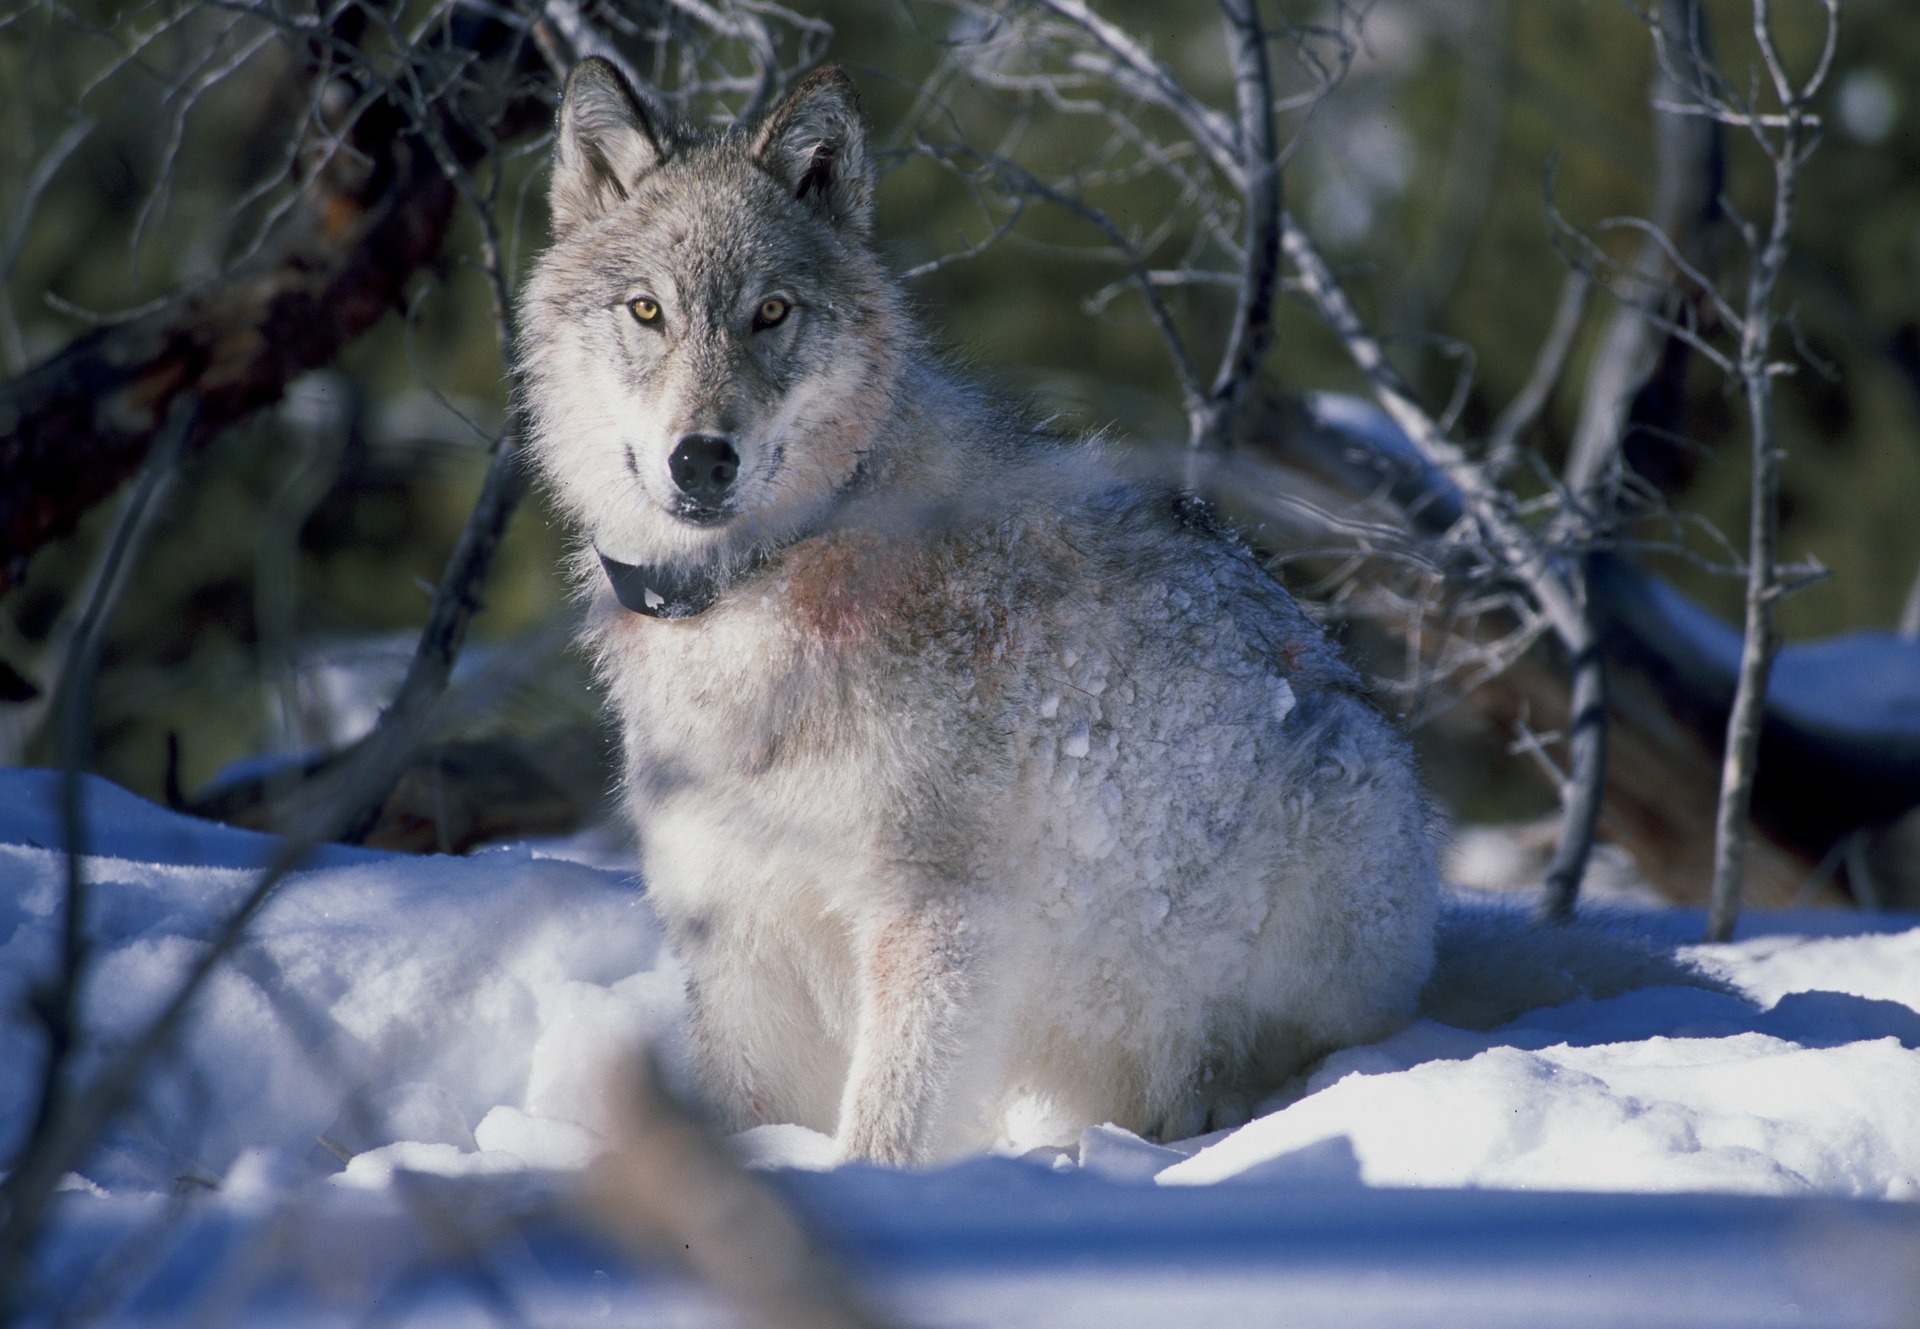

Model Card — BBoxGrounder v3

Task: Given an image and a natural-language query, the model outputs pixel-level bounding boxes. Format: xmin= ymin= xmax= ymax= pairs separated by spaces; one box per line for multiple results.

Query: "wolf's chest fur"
xmin=592 ymin=514 xmax=1063 ymax=900
xmin=520 ymin=59 xmax=1441 ymax=1162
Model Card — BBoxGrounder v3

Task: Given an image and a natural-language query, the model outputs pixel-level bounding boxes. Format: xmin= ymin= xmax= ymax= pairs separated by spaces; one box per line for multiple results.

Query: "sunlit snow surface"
xmin=5 ymin=770 xmax=1920 ymax=1327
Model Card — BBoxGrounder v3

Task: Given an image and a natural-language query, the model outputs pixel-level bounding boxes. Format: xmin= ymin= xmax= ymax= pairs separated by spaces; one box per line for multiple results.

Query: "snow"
xmin=6 ymin=768 xmax=1920 ymax=1325
xmin=0 ymin=772 xmax=681 ymax=1195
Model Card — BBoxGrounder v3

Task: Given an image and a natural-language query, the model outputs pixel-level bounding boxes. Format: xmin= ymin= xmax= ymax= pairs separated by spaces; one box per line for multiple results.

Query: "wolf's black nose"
xmin=668 ymin=434 xmax=740 ymax=510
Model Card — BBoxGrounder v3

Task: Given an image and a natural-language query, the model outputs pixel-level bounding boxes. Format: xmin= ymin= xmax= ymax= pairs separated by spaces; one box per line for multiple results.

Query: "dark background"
xmin=1 ymin=0 xmax=1914 ymax=830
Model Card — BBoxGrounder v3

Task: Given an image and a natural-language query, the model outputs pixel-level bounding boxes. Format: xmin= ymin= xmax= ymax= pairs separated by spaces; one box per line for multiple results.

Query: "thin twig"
xmin=542 ymin=0 xmax=646 ymax=92
xmin=0 ymin=429 xmax=518 ymax=1309
xmin=1280 ymin=215 xmax=1586 ymax=645
xmin=1566 ymin=0 xmax=1721 ymax=503
xmin=1 ymin=397 xmax=197 ymax=1313
xmin=1280 ymin=211 xmax=1607 ymax=914
xmin=1485 ymin=270 xmax=1590 ymax=477
xmin=910 ymin=141 xmax=1210 ymax=428
xmin=1705 ymin=0 xmax=1837 ymax=943
xmin=1192 ymin=0 xmax=1282 ymax=471
xmin=590 ymin=1053 xmax=896 ymax=1329
xmin=1033 ymin=0 xmax=1242 ymax=172
xmin=0 ymin=117 xmax=95 ymax=374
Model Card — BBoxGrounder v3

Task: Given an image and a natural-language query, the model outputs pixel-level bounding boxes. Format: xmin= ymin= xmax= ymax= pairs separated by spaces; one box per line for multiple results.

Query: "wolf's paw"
xmin=1155 ymin=1082 xmax=1256 ymax=1142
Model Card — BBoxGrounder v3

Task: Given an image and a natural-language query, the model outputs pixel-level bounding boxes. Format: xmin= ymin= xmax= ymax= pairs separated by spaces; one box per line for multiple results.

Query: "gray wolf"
xmin=518 ymin=59 xmax=1709 ymax=1164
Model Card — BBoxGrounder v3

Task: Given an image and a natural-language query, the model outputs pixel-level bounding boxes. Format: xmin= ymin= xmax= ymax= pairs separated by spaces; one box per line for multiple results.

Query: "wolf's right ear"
xmin=753 ymin=67 xmax=874 ymax=237
xmin=550 ymin=58 xmax=666 ymax=233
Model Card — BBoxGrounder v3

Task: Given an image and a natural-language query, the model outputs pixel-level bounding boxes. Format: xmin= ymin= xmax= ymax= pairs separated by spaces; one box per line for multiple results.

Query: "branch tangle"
xmin=0 ymin=16 xmax=550 ymax=595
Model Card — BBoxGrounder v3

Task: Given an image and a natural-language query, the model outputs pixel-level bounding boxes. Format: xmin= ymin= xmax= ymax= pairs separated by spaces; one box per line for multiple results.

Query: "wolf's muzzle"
xmin=669 ymin=434 xmax=740 ymax=523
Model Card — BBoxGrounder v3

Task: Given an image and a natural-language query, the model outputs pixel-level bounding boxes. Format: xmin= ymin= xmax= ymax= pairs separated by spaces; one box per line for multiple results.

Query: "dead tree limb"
xmin=1193 ymin=0 xmax=1283 ymax=466
xmin=590 ymin=1053 xmax=896 ymax=1329
xmin=0 ymin=393 xmax=547 ymax=1301
xmin=933 ymin=1 xmax=1605 ymax=911
xmin=0 ymin=12 xmax=551 ymax=596
xmin=1524 ymin=0 xmax=1717 ymax=917
xmin=1488 ymin=0 xmax=1722 ymax=914
xmin=1279 ymin=215 xmax=1607 ymax=918
xmin=342 ymin=431 xmax=530 ymax=843
xmin=1693 ymin=0 xmax=1839 ymax=941
xmin=1008 ymin=0 xmax=1347 ymax=464
xmin=13 ymin=399 xmax=195 ymax=1256
xmin=1237 ymin=391 xmax=1914 ymax=909
xmin=1563 ymin=0 xmax=1721 ymax=503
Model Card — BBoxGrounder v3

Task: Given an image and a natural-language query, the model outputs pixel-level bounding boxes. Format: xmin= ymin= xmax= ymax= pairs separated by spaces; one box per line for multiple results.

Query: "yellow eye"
xmin=629 ymin=297 xmax=661 ymax=325
xmin=755 ymin=297 xmax=790 ymax=329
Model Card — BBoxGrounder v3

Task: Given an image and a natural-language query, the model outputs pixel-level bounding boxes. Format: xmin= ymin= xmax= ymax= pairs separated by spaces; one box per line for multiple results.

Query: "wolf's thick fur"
xmin=520 ymin=61 xmax=1707 ymax=1165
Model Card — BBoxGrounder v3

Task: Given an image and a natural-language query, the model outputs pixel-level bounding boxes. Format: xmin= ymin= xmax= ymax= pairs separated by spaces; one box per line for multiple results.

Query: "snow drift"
xmin=4 ymin=768 xmax=1919 ymax=1326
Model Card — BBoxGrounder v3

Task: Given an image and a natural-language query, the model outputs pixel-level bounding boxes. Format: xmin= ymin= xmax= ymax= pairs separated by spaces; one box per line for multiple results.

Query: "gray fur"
xmin=518 ymin=61 xmax=1716 ymax=1165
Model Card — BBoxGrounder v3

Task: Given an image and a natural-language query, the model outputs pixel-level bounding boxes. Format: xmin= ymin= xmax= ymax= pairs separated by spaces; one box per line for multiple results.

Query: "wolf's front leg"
xmin=835 ymin=898 xmax=1000 ymax=1165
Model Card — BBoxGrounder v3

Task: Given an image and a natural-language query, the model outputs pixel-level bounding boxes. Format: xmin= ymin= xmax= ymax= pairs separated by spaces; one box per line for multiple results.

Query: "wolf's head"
xmin=519 ymin=59 xmax=905 ymax=580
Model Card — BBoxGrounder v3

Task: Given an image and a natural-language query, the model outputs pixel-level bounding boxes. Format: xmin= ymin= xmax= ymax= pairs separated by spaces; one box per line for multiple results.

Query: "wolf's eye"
xmin=628 ymin=297 xmax=662 ymax=327
xmin=754 ymin=297 xmax=790 ymax=331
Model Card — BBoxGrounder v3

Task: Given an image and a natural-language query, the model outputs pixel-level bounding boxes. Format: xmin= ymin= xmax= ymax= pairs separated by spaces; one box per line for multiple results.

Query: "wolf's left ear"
xmin=551 ymin=57 xmax=667 ymax=233
xmin=753 ymin=67 xmax=874 ymax=236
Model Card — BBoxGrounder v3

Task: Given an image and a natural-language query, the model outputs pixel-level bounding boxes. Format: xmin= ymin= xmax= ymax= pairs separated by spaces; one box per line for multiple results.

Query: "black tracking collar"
xmin=598 ymin=548 xmax=771 ymax=620
xmin=599 ymin=458 xmax=875 ymax=620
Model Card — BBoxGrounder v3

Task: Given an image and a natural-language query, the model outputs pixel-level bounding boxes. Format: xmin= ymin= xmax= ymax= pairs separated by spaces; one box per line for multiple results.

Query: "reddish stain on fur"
xmin=783 ymin=529 xmax=1030 ymax=696
xmin=784 ymin=530 xmax=897 ymax=642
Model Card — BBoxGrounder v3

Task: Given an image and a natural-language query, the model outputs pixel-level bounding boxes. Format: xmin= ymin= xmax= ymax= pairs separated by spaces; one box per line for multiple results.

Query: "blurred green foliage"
xmin=1 ymin=0 xmax=1915 ymax=813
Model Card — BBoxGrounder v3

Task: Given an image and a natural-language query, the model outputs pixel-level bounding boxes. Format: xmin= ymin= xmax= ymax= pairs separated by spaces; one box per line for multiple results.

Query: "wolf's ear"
xmin=551 ymin=57 xmax=666 ymax=233
xmin=752 ymin=67 xmax=873 ymax=236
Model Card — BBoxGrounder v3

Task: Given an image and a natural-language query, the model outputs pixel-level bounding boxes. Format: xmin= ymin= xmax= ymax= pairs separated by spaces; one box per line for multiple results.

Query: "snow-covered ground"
xmin=5 ymin=768 xmax=1920 ymax=1326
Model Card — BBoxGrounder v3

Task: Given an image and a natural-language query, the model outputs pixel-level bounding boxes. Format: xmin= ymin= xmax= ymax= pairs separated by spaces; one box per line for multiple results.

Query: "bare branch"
xmin=1538 ymin=637 xmax=1608 ymax=921
xmin=665 ymin=0 xmax=782 ymax=118
xmin=1650 ymin=99 xmax=1812 ymax=129
xmin=0 ymin=10 xmax=555 ymax=595
xmin=1565 ymin=0 xmax=1721 ymax=503
xmin=589 ymin=1053 xmax=895 ymax=1329
xmin=1280 ymin=212 xmax=1607 ymax=915
xmin=1193 ymin=0 xmax=1282 ymax=468
xmin=0 ymin=405 xmax=223 ymax=1302
xmin=1282 ymin=214 xmax=1586 ymax=642
xmin=1485 ymin=270 xmax=1590 ymax=476
xmin=345 ymin=428 xmax=530 ymax=842
xmin=0 ymin=402 xmax=523 ymax=1296
xmin=910 ymin=141 xmax=1211 ymax=429
xmin=10 ymin=399 xmax=195 ymax=1281
xmin=541 ymin=0 xmax=648 ymax=92
xmin=901 ymin=211 xmax=1030 ymax=282
xmin=1705 ymin=0 xmax=1838 ymax=942
xmin=0 ymin=116 xmax=95 ymax=375
xmin=1033 ymin=0 xmax=1242 ymax=174
xmin=127 ymin=21 xmax=279 ymax=262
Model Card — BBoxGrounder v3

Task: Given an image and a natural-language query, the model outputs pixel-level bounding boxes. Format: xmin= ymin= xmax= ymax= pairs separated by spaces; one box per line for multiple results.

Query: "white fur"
xmin=520 ymin=63 xmax=1715 ymax=1166
xmin=553 ymin=388 xmax=1442 ymax=1161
